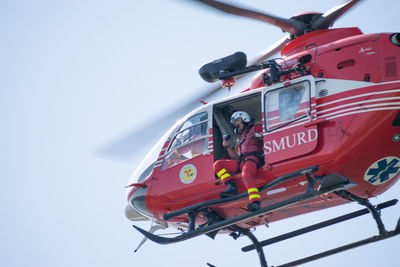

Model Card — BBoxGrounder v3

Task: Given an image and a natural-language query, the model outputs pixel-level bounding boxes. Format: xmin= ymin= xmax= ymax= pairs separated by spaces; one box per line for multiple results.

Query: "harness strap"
xmin=243 ymin=158 xmax=259 ymax=165
xmin=235 ymin=124 xmax=265 ymax=171
xmin=239 ymin=151 xmax=265 ymax=168
xmin=238 ymin=124 xmax=253 ymax=147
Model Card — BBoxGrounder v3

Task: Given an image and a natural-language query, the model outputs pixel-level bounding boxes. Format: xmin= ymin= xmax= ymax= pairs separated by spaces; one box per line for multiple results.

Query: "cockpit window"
xmin=168 ymin=112 xmax=208 ymax=151
xmin=161 ymin=112 xmax=208 ymax=170
xmin=278 ymin=86 xmax=306 ymax=121
xmin=179 ymin=112 xmax=208 ymax=132
xmin=264 ymin=80 xmax=311 ymax=131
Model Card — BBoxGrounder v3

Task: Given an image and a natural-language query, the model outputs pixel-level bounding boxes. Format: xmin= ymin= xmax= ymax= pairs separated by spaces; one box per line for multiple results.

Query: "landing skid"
xmin=241 ymin=198 xmax=399 ymax=267
xmin=275 ymin=226 xmax=400 ymax=267
xmin=131 ymin=166 xmax=400 ymax=266
xmin=133 ymin=166 xmax=353 ymax=244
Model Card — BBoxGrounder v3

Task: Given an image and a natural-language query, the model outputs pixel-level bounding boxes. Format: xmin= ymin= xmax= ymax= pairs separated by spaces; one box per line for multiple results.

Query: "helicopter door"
xmin=262 ymin=75 xmax=318 ymax=164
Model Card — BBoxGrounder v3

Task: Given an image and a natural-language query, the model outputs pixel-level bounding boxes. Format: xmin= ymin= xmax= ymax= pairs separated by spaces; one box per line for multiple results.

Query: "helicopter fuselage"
xmin=126 ymin=27 xmax=400 ymax=231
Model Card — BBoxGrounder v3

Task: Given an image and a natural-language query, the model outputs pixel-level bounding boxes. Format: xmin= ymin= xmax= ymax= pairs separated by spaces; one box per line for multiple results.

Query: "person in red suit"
xmin=213 ymin=111 xmax=264 ymax=211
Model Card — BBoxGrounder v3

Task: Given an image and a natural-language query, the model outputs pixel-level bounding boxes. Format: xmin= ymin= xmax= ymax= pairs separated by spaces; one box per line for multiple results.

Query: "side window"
xmin=161 ymin=112 xmax=208 ymax=170
xmin=264 ymin=81 xmax=311 ymax=131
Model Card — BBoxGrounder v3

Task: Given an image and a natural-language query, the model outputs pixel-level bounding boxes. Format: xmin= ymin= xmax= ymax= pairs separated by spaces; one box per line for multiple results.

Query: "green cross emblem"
xmin=393 ymin=134 xmax=400 ymax=142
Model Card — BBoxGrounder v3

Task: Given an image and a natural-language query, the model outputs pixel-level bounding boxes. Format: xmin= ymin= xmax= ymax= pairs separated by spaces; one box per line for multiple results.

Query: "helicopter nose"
xmin=125 ymin=204 xmax=149 ymax=221
xmin=126 ymin=186 xmax=151 ymax=221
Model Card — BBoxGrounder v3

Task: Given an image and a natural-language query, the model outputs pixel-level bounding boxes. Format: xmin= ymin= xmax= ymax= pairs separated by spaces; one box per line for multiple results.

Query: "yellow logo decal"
xmin=180 ymin=164 xmax=197 ymax=184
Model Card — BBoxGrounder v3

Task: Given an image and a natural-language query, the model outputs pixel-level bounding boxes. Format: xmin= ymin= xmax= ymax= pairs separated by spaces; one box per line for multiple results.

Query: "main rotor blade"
xmin=96 ymin=94 xmax=207 ymax=161
xmin=98 ymin=17 xmax=292 ymax=161
xmin=248 ymin=34 xmax=291 ymax=66
xmin=312 ymin=0 xmax=363 ymax=30
xmin=190 ymin=0 xmax=304 ymax=36
xmin=98 ymin=35 xmax=290 ymax=161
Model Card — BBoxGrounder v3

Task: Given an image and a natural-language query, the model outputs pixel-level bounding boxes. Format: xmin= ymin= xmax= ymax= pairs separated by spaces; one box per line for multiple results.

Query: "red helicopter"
xmin=121 ymin=0 xmax=400 ymax=266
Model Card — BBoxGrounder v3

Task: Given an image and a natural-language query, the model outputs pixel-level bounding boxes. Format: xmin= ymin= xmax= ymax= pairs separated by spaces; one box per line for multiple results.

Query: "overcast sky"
xmin=1 ymin=1 xmax=399 ymax=267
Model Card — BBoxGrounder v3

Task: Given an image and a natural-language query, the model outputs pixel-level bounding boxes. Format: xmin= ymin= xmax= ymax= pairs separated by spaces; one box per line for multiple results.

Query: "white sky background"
xmin=1 ymin=0 xmax=399 ymax=266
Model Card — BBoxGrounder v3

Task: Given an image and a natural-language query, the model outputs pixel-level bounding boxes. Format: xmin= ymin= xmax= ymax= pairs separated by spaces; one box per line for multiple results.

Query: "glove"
xmin=222 ymin=139 xmax=231 ymax=149
xmin=254 ymin=132 xmax=263 ymax=139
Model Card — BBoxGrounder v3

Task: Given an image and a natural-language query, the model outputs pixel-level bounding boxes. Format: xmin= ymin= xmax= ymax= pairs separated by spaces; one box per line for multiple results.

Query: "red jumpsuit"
xmin=213 ymin=124 xmax=263 ymax=203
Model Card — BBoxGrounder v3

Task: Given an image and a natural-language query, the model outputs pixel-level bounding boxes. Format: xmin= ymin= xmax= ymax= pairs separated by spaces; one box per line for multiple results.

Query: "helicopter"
xmin=117 ymin=0 xmax=400 ymax=266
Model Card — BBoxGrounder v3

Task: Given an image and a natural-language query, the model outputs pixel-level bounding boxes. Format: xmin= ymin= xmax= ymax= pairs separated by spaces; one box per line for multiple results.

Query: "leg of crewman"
xmin=241 ymin=155 xmax=261 ymax=211
xmin=213 ymin=159 xmax=239 ymax=197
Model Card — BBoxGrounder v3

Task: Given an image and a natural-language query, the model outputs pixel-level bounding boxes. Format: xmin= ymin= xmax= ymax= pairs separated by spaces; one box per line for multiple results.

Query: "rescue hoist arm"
xmin=199 ymin=51 xmax=312 ymax=86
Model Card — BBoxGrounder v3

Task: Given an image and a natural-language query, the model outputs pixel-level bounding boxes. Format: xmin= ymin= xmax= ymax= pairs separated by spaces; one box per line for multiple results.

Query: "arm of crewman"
xmin=222 ymin=138 xmax=239 ymax=160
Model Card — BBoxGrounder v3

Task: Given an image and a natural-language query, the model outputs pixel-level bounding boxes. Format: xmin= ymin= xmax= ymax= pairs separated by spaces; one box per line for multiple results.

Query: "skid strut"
xmin=242 ymin=199 xmax=398 ymax=252
xmin=241 ymin=198 xmax=399 ymax=267
xmin=335 ymin=190 xmax=388 ymax=235
xmin=230 ymin=225 xmax=268 ymax=267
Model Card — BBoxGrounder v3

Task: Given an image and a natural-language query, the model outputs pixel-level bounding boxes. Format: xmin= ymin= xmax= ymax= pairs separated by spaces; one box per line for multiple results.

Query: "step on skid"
xmin=132 ymin=165 xmax=354 ymax=244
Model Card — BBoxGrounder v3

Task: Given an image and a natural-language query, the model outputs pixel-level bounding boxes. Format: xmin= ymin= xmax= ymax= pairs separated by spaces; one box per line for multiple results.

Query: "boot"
xmin=219 ymin=180 xmax=238 ymax=198
xmin=247 ymin=201 xmax=260 ymax=212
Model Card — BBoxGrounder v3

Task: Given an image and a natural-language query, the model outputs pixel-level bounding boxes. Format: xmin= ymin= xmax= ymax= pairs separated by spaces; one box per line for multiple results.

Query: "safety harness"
xmin=236 ymin=124 xmax=265 ymax=171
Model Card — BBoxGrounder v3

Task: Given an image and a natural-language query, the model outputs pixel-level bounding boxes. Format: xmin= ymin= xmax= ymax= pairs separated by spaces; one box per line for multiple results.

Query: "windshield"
xmin=161 ymin=112 xmax=209 ymax=170
xmin=168 ymin=112 xmax=208 ymax=151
